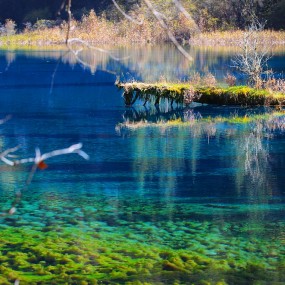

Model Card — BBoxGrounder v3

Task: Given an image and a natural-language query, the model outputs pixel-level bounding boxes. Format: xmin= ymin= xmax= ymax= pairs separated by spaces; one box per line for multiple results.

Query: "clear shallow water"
xmin=0 ymin=47 xmax=285 ymax=284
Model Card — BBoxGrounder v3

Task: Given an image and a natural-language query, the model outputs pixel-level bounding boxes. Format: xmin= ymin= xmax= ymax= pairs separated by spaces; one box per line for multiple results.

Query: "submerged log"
xmin=116 ymin=81 xmax=285 ymax=107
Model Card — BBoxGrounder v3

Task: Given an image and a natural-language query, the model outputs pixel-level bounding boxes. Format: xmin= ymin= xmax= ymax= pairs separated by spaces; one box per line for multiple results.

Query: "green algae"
xmin=1 ymin=177 xmax=285 ymax=284
xmin=116 ymin=82 xmax=285 ymax=106
xmin=1 ymin=197 xmax=285 ymax=284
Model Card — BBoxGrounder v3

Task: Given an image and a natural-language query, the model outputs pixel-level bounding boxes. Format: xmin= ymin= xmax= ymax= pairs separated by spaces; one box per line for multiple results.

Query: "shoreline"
xmin=1 ymin=30 xmax=285 ymax=49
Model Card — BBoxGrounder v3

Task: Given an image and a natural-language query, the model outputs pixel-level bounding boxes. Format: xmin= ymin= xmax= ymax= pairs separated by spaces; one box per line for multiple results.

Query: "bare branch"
xmin=66 ymin=38 xmax=129 ymax=74
xmin=50 ymin=51 xmax=69 ymax=94
xmin=232 ymin=17 xmax=271 ymax=87
xmin=112 ymin=0 xmax=144 ymax=25
xmin=172 ymin=0 xmax=199 ymax=32
xmin=8 ymin=143 xmax=90 ymax=166
xmin=0 ymin=146 xmax=20 ymax=166
xmin=64 ymin=0 xmax=194 ymax=71
xmin=142 ymin=0 xmax=193 ymax=61
xmin=67 ymin=38 xmax=129 ymax=61
xmin=1 ymin=143 xmax=89 ymax=217
xmin=65 ymin=0 xmax=72 ymax=44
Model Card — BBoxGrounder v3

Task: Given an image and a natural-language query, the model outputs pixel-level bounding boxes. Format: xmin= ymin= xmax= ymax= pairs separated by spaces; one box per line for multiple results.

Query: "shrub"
xmin=203 ymin=72 xmax=217 ymax=86
xmin=190 ymin=72 xmax=202 ymax=85
xmin=263 ymin=78 xmax=285 ymax=94
xmin=23 ymin=22 xmax=33 ymax=33
xmin=183 ymin=86 xmax=196 ymax=104
xmin=224 ymin=73 xmax=237 ymax=86
xmin=33 ymin=20 xmax=57 ymax=30
xmin=4 ymin=19 xmax=16 ymax=36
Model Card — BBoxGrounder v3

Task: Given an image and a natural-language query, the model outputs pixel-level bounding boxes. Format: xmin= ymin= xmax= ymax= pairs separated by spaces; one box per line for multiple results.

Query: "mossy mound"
xmin=116 ymin=82 xmax=285 ymax=106
xmin=196 ymin=86 xmax=285 ymax=106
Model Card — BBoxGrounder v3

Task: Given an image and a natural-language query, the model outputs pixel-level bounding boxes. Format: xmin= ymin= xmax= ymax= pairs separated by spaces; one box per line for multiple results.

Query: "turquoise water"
xmin=0 ymin=47 xmax=285 ymax=284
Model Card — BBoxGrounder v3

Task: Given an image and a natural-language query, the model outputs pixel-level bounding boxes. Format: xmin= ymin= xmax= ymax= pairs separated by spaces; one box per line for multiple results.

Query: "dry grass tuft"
xmin=191 ymin=30 xmax=285 ymax=47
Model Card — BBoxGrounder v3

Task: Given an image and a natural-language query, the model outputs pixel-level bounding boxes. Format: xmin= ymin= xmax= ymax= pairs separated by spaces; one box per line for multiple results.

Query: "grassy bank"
xmin=191 ymin=30 xmax=285 ymax=46
xmin=116 ymin=82 xmax=285 ymax=106
xmin=1 ymin=29 xmax=285 ymax=48
xmin=1 ymin=10 xmax=285 ymax=48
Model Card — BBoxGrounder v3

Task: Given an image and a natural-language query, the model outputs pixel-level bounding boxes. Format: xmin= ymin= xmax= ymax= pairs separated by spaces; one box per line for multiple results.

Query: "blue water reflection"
xmin=0 ymin=47 xmax=285 ymax=284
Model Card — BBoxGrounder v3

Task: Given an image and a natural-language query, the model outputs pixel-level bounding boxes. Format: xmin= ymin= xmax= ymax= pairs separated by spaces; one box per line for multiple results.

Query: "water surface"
xmin=0 ymin=46 xmax=285 ymax=284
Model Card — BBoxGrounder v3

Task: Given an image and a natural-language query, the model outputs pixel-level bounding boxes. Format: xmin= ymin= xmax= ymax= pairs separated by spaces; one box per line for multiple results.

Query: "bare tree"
xmin=232 ymin=16 xmax=271 ymax=88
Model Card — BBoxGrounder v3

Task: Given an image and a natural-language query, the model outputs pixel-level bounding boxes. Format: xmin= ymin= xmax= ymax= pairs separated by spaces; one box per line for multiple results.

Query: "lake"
xmin=0 ymin=45 xmax=285 ymax=284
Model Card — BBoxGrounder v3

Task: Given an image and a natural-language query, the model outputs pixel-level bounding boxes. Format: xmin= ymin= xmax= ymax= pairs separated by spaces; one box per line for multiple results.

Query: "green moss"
xmin=0 ymin=222 xmax=284 ymax=285
xmin=117 ymin=82 xmax=285 ymax=106
xmin=162 ymin=260 xmax=185 ymax=272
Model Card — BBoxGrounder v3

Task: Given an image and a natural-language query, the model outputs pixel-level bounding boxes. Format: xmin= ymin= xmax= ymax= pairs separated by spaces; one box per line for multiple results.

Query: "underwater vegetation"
xmin=116 ymin=82 xmax=285 ymax=107
xmin=1 ymin=193 xmax=285 ymax=285
xmin=1 ymin=110 xmax=285 ymax=284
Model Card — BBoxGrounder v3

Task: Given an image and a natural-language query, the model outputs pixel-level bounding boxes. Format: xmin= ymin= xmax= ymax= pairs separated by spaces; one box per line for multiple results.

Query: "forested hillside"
xmin=0 ymin=0 xmax=284 ymax=30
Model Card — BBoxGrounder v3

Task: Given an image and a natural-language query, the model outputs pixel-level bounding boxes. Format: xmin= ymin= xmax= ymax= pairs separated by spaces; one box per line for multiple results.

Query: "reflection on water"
xmin=2 ymin=45 xmax=285 ymax=83
xmin=0 ymin=48 xmax=285 ymax=284
xmin=117 ymin=105 xmax=283 ymax=196
xmin=0 ymin=45 xmax=270 ymax=82
xmin=2 ymin=44 xmax=284 ymax=84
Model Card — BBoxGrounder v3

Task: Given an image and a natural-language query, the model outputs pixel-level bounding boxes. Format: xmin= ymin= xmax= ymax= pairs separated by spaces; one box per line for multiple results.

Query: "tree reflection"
xmin=115 ymin=106 xmax=285 ymax=242
xmin=1 ymin=45 xmax=236 ymax=82
xmin=117 ymin=105 xmax=285 ymax=199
